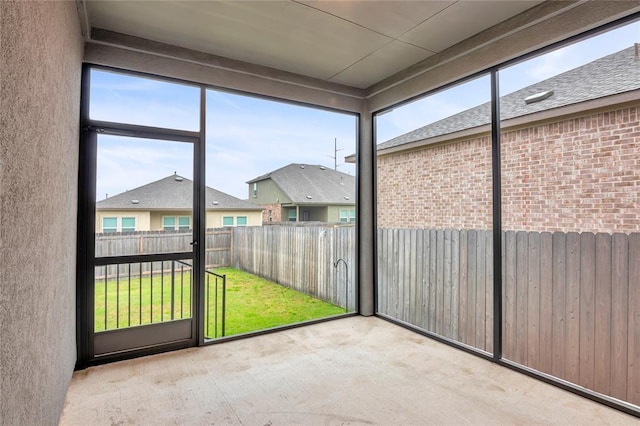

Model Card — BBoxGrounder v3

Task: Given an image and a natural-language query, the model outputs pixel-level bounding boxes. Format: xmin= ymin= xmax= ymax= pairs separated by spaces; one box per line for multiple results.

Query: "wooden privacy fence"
xmin=503 ymin=231 xmax=639 ymax=406
xmin=377 ymin=229 xmax=494 ymax=351
xmin=95 ymin=229 xmax=232 ymax=276
xmin=377 ymin=228 xmax=640 ymax=407
xmin=232 ymin=225 xmax=356 ymax=310
xmin=95 ymin=225 xmax=356 ymax=310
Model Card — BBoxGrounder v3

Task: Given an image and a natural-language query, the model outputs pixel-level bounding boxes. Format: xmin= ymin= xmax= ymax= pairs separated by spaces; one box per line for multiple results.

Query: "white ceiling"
xmin=85 ymin=0 xmax=543 ymax=89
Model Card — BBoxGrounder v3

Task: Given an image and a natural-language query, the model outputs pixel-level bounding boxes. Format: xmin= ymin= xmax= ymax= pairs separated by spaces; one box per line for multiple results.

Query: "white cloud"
xmin=379 ymin=20 xmax=640 ymax=139
xmin=376 ymin=76 xmax=491 ymax=143
xmin=205 ymin=106 xmax=357 ymax=197
xmin=97 ymin=137 xmax=193 ymax=200
xmin=91 ymin=69 xmax=200 ymax=130
xmin=525 ymin=46 xmax=579 ymax=82
xmin=501 ymin=21 xmax=640 ymax=95
xmin=93 ymin=83 xmax=357 ymax=200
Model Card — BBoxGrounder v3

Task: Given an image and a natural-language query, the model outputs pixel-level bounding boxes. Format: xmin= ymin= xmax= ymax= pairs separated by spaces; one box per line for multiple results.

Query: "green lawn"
xmin=94 ymin=265 xmax=192 ymax=332
xmin=207 ymin=267 xmax=346 ymax=337
xmin=95 ymin=266 xmax=346 ymax=337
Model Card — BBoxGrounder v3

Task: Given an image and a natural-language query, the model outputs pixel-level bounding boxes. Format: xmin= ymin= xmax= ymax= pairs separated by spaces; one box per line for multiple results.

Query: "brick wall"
xmin=377 ymin=104 xmax=640 ymax=233
xmin=377 ymin=136 xmax=493 ymax=229
xmin=260 ymin=203 xmax=283 ymax=223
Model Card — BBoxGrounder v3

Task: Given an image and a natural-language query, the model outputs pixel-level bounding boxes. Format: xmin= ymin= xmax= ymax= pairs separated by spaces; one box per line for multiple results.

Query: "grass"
xmin=207 ymin=267 xmax=346 ymax=337
xmin=95 ymin=266 xmax=345 ymax=337
xmin=94 ymin=265 xmax=192 ymax=332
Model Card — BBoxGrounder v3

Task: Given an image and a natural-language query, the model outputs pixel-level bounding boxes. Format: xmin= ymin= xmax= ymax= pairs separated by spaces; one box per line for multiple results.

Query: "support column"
xmin=358 ymin=102 xmax=375 ymax=315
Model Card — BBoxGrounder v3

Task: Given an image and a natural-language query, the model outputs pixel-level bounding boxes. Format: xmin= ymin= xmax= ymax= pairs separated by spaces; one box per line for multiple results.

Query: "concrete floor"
xmin=61 ymin=317 xmax=637 ymax=425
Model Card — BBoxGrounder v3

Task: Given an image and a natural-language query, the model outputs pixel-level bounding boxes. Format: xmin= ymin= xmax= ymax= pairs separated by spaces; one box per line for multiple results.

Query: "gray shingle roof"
xmin=96 ymin=175 xmax=262 ymax=211
xmin=247 ymin=163 xmax=355 ymax=204
xmin=378 ymin=45 xmax=640 ymax=150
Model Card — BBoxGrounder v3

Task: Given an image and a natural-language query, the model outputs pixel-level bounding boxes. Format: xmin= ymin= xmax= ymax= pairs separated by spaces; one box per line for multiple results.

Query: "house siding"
xmin=96 ymin=210 xmax=151 ymax=233
xmin=150 ymin=211 xmax=192 ymax=230
xmin=377 ymin=103 xmax=640 ymax=233
xmin=251 ymin=179 xmax=290 ymax=205
xmin=328 ymin=205 xmax=356 ymax=223
xmin=207 ymin=210 xmax=263 ymax=227
xmin=95 ymin=210 xmax=263 ymax=232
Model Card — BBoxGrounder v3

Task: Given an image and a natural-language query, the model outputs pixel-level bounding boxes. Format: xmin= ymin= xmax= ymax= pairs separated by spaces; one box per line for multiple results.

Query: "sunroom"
xmin=2 ymin=1 xmax=640 ymax=424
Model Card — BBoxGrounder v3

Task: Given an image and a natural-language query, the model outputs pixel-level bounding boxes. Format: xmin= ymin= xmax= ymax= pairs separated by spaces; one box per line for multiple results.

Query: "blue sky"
xmin=376 ymin=20 xmax=639 ymax=142
xmin=93 ymin=77 xmax=357 ymax=200
xmin=93 ymin=19 xmax=638 ymax=200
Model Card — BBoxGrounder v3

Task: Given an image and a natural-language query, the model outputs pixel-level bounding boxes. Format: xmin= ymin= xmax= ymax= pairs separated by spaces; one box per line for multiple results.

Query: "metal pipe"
xmin=205 ymin=273 xmax=210 ymax=338
xmin=221 ymin=274 xmax=227 ymax=337
xmin=138 ymin=262 xmax=142 ymax=325
xmin=150 ymin=262 xmax=153 ymax=323
xmin=171 ymin=261 xmax=175 ymax=320
xmin=116 ymin=264 xmax=120 ymax=329
xmin=333 ymin=258 xmax=349 ymax=312
xmin=104 ymin=266 xmax=108 ymax=329
xmin=160 ymin=261 xmax=164 ymax=322
xmin=127 ymin=264 xmax=131 ymax=327
xmin=214 ymin=273 xmax=218 ymax=338
xmin=180 ymin=263 xmax=184 ymax=318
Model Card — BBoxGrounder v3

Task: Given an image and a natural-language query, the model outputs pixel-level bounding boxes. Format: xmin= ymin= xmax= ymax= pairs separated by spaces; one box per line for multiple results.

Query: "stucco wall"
xmin=0 ymin=2 xmax=82 ymax=425
xmin=376 ymin=103 xmax=640 ymax=233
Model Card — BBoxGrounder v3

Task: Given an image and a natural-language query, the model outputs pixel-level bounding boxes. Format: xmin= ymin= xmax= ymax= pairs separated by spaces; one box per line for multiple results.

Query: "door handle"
xmin=190 ymin=241 xmax=198 ymax=246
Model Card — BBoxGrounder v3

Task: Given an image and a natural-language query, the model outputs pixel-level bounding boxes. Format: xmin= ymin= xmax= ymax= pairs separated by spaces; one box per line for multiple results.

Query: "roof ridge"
xmin=97 ymin=173 xmax=261 ymax=210
xmin=378 ymin=44 xmax=638 ymax=151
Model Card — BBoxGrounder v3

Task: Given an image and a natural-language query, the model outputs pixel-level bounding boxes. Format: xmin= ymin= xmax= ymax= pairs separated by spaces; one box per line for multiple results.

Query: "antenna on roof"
xmin=328 ymin=137 xmax=343 ymax=170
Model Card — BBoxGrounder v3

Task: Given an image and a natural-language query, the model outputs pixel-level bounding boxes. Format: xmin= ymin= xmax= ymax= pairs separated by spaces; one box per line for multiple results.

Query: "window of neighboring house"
xmin=121 ymin=217 xmax=136 ymax=232
xmin=348 ymin=209 xmax=356 ymax=223
xmin=178 ymin=216 xmax=190 ymax=231
xmin=222 ymin=216 xmax=234 ymax=226
xmin=162 ymin=216 xmax=176 ymax=231
xmin=288 ymin=209 xmax=297 ymax=222
xmin=163 ymin=216 xmax=190 ymax=231
xmin=253 ymin=183 xmax=257 ymax=198
xmin=237 ymin=216 xmax=247 ymax=226
xmin=102 ymin=217 xmax=117 ymax=233
xmin=339 ymin=209 xmax=356 ymax=223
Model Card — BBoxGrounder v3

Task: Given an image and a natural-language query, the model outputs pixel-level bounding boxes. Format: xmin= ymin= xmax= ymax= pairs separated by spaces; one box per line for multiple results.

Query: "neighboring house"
xmin=96 ymin=174 xmax=263 ymax=233
xmin=247 ymin=163 xmax=356 ymax=223
xmin=348 ymin=45 xmax=640 ymax=233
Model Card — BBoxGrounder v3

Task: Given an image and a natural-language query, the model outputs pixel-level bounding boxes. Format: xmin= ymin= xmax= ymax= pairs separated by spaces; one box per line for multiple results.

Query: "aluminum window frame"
xmin=77 ymin=62 xmax=361 ymax=368
xmin=370 ymin=13 xmax=640 ymax=418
